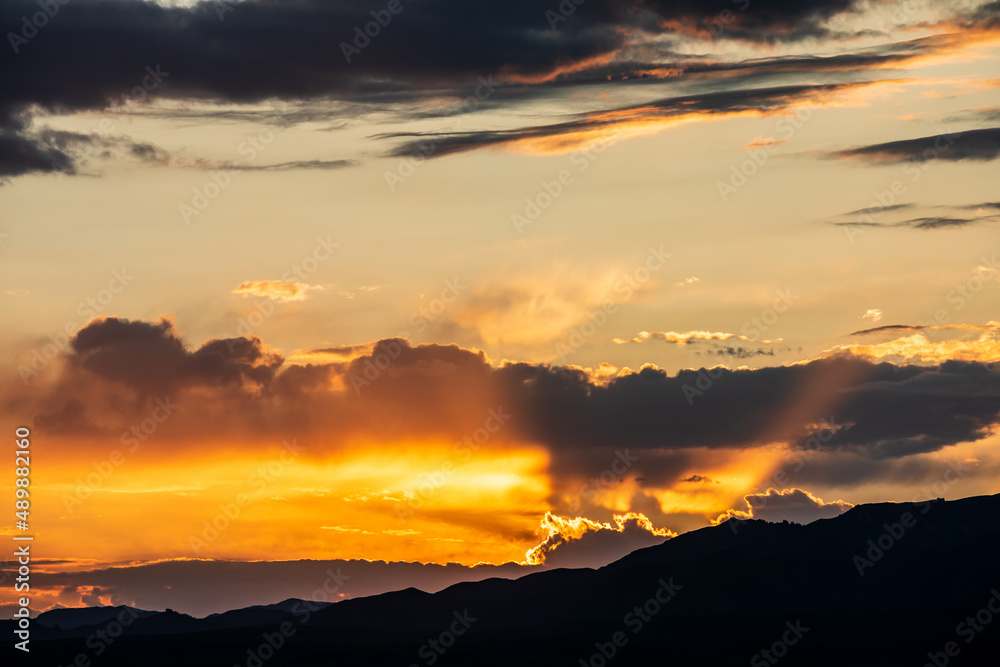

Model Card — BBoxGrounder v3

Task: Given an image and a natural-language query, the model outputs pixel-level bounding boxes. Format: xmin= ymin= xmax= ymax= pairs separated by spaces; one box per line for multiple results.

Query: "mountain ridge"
xmin=6 ymin=493 xmax=999 ymax=665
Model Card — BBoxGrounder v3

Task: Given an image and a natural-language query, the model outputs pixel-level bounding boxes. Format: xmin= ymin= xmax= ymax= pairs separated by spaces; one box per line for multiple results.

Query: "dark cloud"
xmin=960 ymin=201 xmax=1000 ymax=211
xmin=897 ymin=216 xmax=993 ymax=229
xmin=849 ymin=324 xmax=927 ymax=336
xmin=497 ymin=356 xmax=1000 ymax=460
xmin=945 ymin=106 xmax=1000 ymax=124
xmin=779 ymin=447 xmax=985 ymax=490
xmin=681 ymin=474 xmax=715 ymax=483
xmin=385 ymin=81 xmax=881 ymax=158
xmin=972 ymin=0 xmax=1000 ymax=21
xmin=437 ymin=38 xmax=939 ymax=89
xmin=0 ymin=127 xmax=72 ymax=177
xmin=829 ymin=128 xmax=1000 ymax=163
xmin=15 ymin=324 xmax=1000 ymax=466
xmin=708 ymin=346 xmax=777 ymax=359
xmin=0 ymin=0 xmax=939 ymax=175
xmin=718 ymin=488 xmax=852 ymax=524
xmin=829 ymin=200 xmax=1000 ymax=231
xmin=843 ymin=203 xmax=917 ymax=216
xmin=0 ymin=0 xmax=889 ymax=117
xmin=0 ymin=125 xmax=167 ymax=178
xmin=223 ymin=159 xmax=357 ymax=172
xmin=830 ymin=212 xmax=999 ymax=231
xmin=67 ymin=316 xmax=282 ymax=397
xmin=849 ymin=323 xmax=996 ymax=336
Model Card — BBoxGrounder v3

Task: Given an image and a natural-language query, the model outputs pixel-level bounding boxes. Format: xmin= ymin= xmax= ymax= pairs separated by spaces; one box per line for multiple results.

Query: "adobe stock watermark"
xmin=189 ymin=439 xmax=306 ymax=554
xmin=916 ymin=256 xmax=997 ymax=338
xmin=682 ymin=287 xmax=798 ymax=405
xmin=717 ymin=101 xmax=820 ymax=202
xmin=48 ymin=65 xmax=170 ymax=179
xmin=852 ymin=460 xmax=968 ymax=576
xmin=407 ymin=278 xmax=466 ymax=334
xmin=61 ymin=396 xmax=179 ymax=514
xmin=17 ymin=267 xmax=135 ymax=385
xmin=223 ymin=235 xmax=340 ymax=348
xmin=7 ymin=0 xmax=70 ymax=54
xmin=750 ymin=620 xmax=810 ymax=666
xmin=385 ymin=76 xmax=501 ymax=191
xmin=727 ymin=418 xmax=843 ymax=534
xmin=211 ymin=0 xmax=237 ymax=21
xmin=180 ymin=103 xmax=295 ymax=223
xmin=554 ymin=245 xmax=671 ymax=362
xmin=922 ymin=589 xmax=1000 ymax=667
xmin=841 ymin=128 xmax=959 ymax=244
xmin=53 ymin=607 xmax=143 ymax=666
xmin=568 ymin=449 xmax=639 ymax=513
xmin=545 ymin=0 xmax=586 ymax=30
xmin=350 ymin=276 xmax=467 ymax=394
xmin=396 ymin=407 xmax=510 ymax=521
xmin=408 ymin=610 xmax=478 ymax=667
xmin=339 ymin=0 xmax=413 ymax=63
xmin=702 ymin=0 xmax=751 ymax=36
xmin=511 ymin=132 xmax=619 ymax=234
xmin=578 ymin=577 xmax=683 ymax=667
xmin=235 ymin=567 xmax=352 ymax=667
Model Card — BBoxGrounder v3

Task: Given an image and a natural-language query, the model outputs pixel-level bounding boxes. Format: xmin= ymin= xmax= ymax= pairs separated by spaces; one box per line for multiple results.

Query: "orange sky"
xmin=1 ymin=0 xmax=999 ymax=615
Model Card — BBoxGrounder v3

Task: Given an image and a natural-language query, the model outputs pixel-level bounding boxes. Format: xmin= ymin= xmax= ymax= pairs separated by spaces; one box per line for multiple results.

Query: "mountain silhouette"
xmin=6 ymin=494 xmax=999 ymax=665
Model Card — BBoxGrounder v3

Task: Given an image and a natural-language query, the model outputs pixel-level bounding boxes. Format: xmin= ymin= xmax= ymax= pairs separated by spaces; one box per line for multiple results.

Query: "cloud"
xmin=232 ymin=280 xmax=324 ymax=302
xmin=223 ymin=159 xmax=357 ymax=172
xmin=11 ymin=319 xmax=1000 ymax=467
xmin=0 ymin=0 xmax=903 ymax=130
xmin=828 ymin=128 xmax=1000 ymax=163
xmin=894 ymin=216 xmax=996 ymax=230
xmin=705 ymin=346 xmax=777 ymax=359
xmin=680 ymin=474 xmax=715 ymax=483
xmin=295 ymin=343 xmax=377 ymax=360
xmin=847 ymin=321 xmax=999 ymax=337
xmin=0 ymin=0 xmax=983 ymax=175
xmin=0 ymin=128 xmax=72 ymax=177
xmin=744 ymin=136 xmax=786 ymax=150
xmin=957 ymin=106 xmax=1000 ymax=123
xmin=614 ymin=330 xmax=780 ymax=345
xmin=861 ymin=309 xmax=883 ymax=323
xmin=441 ymin=266 xmax=629 ymax=352
xmin=830 ymin=217 xmax=993 ymax=230
xmin=714 ymin=488 xmax=853 ymax=524
xmin=0 ymin=125 xmax=165 ymax=178
xmin=843 ymin=203 xmax=917 ymax=216
xmin=37 ymin=316 xmax=282 ymax=408
xmin=849 ymin=324 xmax=928 ymax=336
xmin=524 ymin=512 xmax=674 ymax=568
xmin=828 ymin=327 xmax=1000 ymax=366
xmin=830 ymin=200 xmax=1000 ymax=231
xmin=385 ymin=81 xmax=887 ymax=157
xmin=614 ymin=330 xmax=787 ymax=358
xmin=321 ymin=526 xmax=375 ymax=535
xmin=961 ymin=202 xmax=1000 ymax=212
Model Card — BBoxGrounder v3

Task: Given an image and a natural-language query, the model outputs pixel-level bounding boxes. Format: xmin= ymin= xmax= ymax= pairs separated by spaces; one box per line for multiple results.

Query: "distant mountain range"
xmin=6 ymin=494 xmax=1000 ymax=666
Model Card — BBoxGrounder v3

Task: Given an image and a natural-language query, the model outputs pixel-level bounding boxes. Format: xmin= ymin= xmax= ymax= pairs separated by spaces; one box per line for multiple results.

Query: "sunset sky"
xmin=1 ymin=0 xmax=999 ymax=615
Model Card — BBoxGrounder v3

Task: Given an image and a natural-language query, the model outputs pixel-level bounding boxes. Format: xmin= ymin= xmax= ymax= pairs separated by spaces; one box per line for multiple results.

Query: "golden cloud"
xmin=232 ymin=280 xmax=324 ymax=302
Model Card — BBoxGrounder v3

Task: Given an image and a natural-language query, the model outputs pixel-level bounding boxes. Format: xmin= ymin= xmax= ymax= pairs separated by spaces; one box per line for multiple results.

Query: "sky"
xmin=1 ymin=0 xmax=999 ymax=615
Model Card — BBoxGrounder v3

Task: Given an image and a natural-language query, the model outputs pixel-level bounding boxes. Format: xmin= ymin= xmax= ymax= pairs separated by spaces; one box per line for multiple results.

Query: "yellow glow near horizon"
xmin=18 ymin=437 xmax=551 ymax=566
